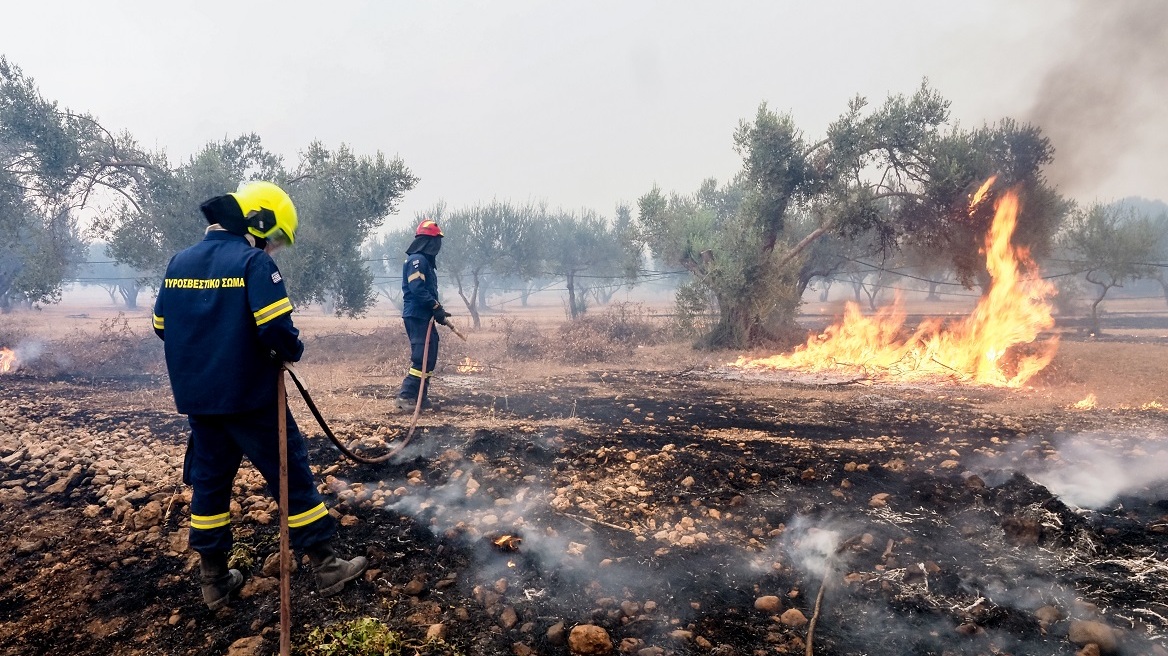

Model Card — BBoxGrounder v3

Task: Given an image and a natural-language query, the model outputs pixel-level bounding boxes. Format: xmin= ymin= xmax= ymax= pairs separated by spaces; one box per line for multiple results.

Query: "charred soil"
xmin=2 ymin=330 xmax=1168 ymax=656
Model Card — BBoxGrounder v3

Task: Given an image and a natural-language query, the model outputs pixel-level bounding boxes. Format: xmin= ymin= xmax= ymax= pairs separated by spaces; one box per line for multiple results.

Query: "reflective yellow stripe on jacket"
xmin=152 ymin=313 xmax=164 ymax=330
xmin=254 ymin=297 xmax=293 ymax=326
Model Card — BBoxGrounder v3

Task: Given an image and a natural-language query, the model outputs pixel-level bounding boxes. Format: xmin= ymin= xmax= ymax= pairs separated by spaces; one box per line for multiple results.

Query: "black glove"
xmin=433 ymin=304 xmax=451 ymax=325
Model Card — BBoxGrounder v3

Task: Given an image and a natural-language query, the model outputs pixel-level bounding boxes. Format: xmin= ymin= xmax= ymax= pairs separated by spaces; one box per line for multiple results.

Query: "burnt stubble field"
xmin=2 ymin=304 xmax=1168 ymax=656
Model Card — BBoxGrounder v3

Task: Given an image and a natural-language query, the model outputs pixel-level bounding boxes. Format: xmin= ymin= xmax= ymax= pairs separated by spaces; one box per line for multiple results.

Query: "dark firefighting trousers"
xmin=397 ymin=316 xmax=440 ymax=402
xmin=185 ymin=405 xmax=336 ymax=554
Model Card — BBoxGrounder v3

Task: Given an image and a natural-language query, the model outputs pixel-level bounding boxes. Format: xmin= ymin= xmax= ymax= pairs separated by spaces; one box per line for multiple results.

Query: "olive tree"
xmin=1 ymin=57 xmax=151 ymax=310
xmin=636 ymin=82 xmax=1065 ymax=347
xmin=1060 ymin=202 xmax=1161 ymax=334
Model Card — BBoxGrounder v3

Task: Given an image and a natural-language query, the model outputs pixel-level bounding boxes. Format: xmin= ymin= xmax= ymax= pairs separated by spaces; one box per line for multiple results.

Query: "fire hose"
xmin=284 ymin=318 xmax=465 ymax=465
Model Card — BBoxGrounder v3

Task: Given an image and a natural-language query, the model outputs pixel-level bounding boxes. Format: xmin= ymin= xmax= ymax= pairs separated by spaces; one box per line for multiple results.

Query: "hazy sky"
xmin=2 ymin=1 xmax=1165 ymax=232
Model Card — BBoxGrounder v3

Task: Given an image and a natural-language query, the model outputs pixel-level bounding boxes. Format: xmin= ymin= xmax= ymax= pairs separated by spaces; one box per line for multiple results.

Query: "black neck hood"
xmin=406 ymin=235 xmax=442 ymax=261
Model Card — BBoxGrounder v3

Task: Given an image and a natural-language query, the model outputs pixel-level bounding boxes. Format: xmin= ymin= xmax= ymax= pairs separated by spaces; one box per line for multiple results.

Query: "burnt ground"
xmin=2 ymin=334 xmax=1168 ymax=656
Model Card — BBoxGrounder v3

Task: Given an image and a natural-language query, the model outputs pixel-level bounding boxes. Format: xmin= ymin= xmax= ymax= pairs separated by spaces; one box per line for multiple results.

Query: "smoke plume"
xmin=1025 ymin=0 xmax=1168 ymax=198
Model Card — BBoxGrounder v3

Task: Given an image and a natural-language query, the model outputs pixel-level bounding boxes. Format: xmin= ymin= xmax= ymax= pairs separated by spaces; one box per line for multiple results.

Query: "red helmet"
xmin=416 ymin=219 xmax=444 ymax=237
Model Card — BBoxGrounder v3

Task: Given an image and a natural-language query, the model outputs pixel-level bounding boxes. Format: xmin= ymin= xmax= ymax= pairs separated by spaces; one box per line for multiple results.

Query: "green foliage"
xmin=281 ymin=142 xmax=417 ymax=316
xmin=96 ymin=136 xmax=417 ymax=317
xmin=671 ymin=280 xmax=717 ymax=339
xmin=298 ymin=617 xmax=461 ymax=656
xmin=98 ymin=134 xmax=283 ymax=275
xmin=0 ymin=57 xmax=146 ymax=310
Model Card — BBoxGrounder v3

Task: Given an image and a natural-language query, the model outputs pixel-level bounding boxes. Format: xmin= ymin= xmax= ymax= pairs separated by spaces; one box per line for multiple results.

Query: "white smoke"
xmin=1027 ymin=433 xmax=1168 ymax=509
xmin=15 ymin=340 xmax=45 ymax=363
xmin=749 ymin=516 xmax=844 ymax=578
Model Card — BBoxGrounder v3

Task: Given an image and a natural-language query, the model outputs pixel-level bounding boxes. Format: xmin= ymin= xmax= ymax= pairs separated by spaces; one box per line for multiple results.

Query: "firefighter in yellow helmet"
xmin=152 ymin=181 xmax=367 ymax=610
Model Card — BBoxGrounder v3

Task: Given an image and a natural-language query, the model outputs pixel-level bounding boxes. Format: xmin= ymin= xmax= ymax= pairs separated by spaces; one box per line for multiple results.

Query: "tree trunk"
xmin=706 ymin=290 xmax=757 ymax=348
xmin=520 ymin=280 xmax=532 ymax=307
xmin=818 ymin=280 xmax=831 ymax=302
xmin=1084 ymin=272 xmax=1113 ymax=336
xmin=566 ymin=272 xmax=579 ymax=319
xmin=118 ymin=282 xmax=140 ymax=310
xmin=926 ymin=281 xmax=941 ymax=302
xmin=1089 ymin=292 xmax=1105 ymax=335
xmin=864 ymin=284 xmax=880 ymax=311
xmin=455 ymin=272 xmax=482 ymax=329
xmin=477 ymin=282 xmax=490 ymax=313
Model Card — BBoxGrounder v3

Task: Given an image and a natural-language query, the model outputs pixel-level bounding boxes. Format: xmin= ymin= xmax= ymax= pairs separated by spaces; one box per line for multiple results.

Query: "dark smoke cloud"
xmin=1025 ymin=0 xmax=1168 ymax=198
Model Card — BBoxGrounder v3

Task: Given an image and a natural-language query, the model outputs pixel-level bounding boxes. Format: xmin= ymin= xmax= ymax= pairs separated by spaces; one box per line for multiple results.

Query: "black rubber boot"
xmin=199 ymin=551 xmax=243 ymax=610
xmin=395 ymin=396 xmax=441 ymax=412
xmin=308 ymin=542 xmax=368 ymax=597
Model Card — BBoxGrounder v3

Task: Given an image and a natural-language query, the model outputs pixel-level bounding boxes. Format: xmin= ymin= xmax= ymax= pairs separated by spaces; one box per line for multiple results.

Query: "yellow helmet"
xmin=230 ymin=181 xmax=298 ymax=246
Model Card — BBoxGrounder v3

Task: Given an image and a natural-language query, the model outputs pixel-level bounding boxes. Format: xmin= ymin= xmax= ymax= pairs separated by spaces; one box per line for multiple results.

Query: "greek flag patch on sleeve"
xmin=271 ymin=272 xmax=282 ymax=284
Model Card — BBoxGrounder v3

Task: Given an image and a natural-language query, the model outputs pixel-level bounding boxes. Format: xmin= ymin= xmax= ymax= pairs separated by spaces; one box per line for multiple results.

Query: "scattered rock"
xmin=402 ymin=578 xmax=427 ymax=596
xmin=754 ymin=595 xmax=781 ymax=613
xmin=226 ymin=635 xmax=264 ymax=656
xmin=1001 ymin=516 xmax=1043 ymax=546
xmin=568 ymin=624 xmax=613 ymax=655
xmin=780 ymin=609 xmax=807 ymax=627
xmin=1035 ymin=605 xmax=1063 ymax=627
xmin=239 ymin=576 xmax=278 ymax=600
xmin=1068 ymin=619 xmax=1117 ymax=653
xmin=546 ymin=620 xmax=566 ymax=645
xmin=499 ymin=606 xmax=518 ymax=629
xmin=16 ymin=539 xmax=45 ymax=555
xmin=1076 ymin=644 xmax=1102 ymax=656
xmin=619 ymin=637 xmax=644 ymax=653
xmin=425 ymin=624 xmax=446 ymax=640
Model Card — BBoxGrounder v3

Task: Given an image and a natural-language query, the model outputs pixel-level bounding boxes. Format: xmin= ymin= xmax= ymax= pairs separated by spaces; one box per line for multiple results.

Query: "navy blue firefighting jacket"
xmin=401 ymin=252 xmax=440 ymax=319
xmin=152 ymin=231 xmax=303 ymax=415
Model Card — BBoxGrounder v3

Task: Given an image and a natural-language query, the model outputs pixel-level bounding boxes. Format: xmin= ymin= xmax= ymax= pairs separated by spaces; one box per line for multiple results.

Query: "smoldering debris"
xmin=1025 ymin=433 xmax=1168 ymax=509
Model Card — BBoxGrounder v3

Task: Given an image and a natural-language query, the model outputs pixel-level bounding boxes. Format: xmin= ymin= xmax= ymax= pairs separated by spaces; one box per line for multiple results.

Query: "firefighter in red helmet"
xmin=396 ymin=218 xmax=449 ymax=411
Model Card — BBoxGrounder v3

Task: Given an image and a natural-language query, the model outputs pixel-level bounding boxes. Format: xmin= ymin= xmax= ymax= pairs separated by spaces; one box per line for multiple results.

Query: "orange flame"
xmin=1070 ymin=393 xmax=1097 ymax=410
xmin=492 ymin=534 xmax=522 ymax=551
xmin=733 ymin=188 xmax=1058 ymax=387
xmin=0 ymin=348 xmax=16 ymax=374
xmin=456 ymin=357 xmax=483 ymax=374
xmin=970 ymin=176 xmax=996 ymax=207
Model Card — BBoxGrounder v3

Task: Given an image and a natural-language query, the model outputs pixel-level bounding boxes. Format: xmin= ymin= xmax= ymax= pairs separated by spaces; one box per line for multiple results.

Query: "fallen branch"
xmin=806 ymin=534 xmax=865 ymax=656
xmin=806 ymin=570 xmax=829 ymax=656
xmin=555 ymin=512 xmax=634 ymax=533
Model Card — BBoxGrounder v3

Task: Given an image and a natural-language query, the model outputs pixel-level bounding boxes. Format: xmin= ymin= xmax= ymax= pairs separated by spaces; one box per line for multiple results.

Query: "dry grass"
xmin=7 ymin=295 xmax=1168 ymax=420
